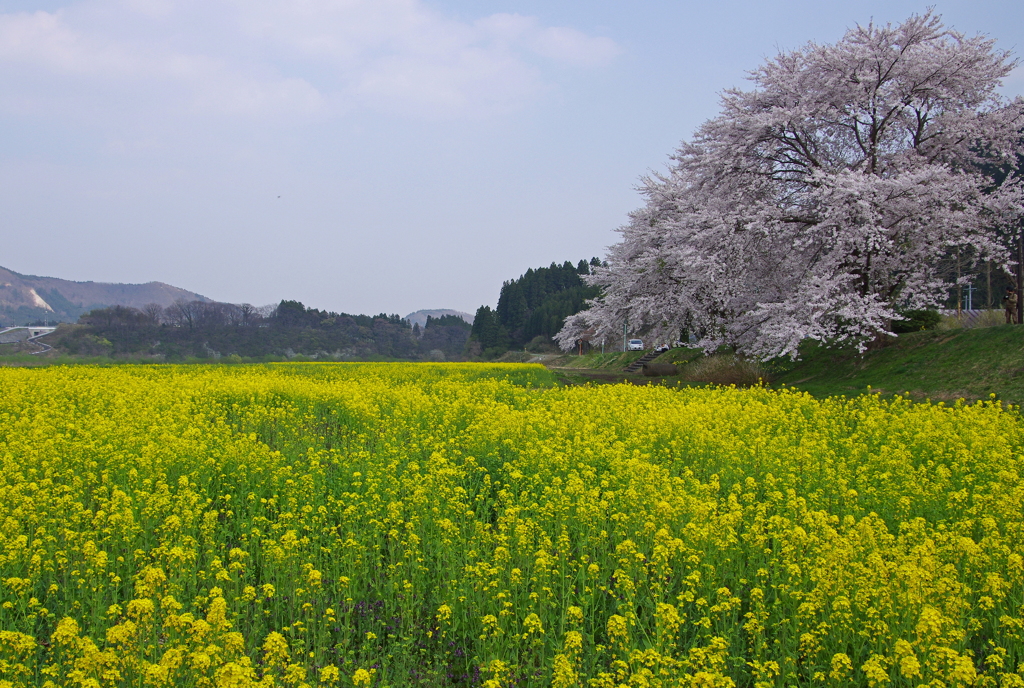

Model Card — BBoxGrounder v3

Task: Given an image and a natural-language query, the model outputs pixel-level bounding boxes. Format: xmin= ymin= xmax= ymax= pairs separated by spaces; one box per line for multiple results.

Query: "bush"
xmin=57 ymin=329 xmax=114 ymax=356
xmin=642 ymin=362 xmax=679 ymax=377
xmin=681 ymin=355 xmax=769 ymax=386
xmin=525 ymin=335 xmax=558 ymax=353
xmin=892 ymin=309 xmax=941 ymax=333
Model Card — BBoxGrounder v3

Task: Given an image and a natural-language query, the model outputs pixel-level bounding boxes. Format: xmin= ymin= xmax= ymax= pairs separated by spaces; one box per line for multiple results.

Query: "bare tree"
xmin=141 ymin=303 xmax=164 ymax=326
xmin=166 ymin=299 xmax=201 ymax=329
xmin=238 ymin=303 xmax=261 ymax=327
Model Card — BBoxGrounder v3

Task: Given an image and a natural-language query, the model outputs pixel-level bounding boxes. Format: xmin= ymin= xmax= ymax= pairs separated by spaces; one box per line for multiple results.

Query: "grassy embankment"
xmin=770 ymin=323 xmax=1024 ymax=403
xmin=546 ymin=323 xmax=1024 ymax=404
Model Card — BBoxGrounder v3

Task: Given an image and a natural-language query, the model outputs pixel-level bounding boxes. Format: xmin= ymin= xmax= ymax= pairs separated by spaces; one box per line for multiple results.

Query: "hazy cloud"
xmin=0 ymin=10 xmax=133 ymax=75
xmin=0 ymin=0 xmax=621 ymax=120
xmin=529 ymin=25 xmax=621 ymax=67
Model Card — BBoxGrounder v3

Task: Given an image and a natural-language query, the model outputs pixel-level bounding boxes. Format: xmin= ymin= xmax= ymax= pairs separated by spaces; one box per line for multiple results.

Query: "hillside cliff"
xmin=0 ymin=265 xmax=211 ymax=325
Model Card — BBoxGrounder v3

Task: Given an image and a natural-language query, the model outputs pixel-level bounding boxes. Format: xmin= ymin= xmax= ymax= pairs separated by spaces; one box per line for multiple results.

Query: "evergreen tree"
xmin=469 ymin=258 xmax=602 ymax=357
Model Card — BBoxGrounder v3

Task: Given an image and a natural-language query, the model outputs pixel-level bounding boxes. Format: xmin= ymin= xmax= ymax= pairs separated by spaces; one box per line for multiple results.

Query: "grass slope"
xmin=540 ymin=325 xmax=1024 ymax=404
xmin=771 ymin=324 xmax=1024 ymax=404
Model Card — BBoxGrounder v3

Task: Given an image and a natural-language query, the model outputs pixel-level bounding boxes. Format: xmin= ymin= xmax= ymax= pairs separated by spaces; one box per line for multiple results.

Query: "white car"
xmin=627 ymin=339 xmax=644 ymax=351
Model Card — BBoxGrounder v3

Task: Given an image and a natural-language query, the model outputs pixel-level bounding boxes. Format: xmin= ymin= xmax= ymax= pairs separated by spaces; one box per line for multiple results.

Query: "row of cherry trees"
xmin=558 ymin=12 xmax=1024 ymax=359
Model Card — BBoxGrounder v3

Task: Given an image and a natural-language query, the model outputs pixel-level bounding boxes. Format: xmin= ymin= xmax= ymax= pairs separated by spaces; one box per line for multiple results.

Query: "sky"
xmin=2 ymin=0 xmax=1023 ymax=317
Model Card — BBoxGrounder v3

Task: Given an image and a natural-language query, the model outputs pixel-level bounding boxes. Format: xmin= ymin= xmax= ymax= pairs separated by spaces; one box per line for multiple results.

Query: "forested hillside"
xmin=48 ymin=300 xmax=471 ymax=361
xmin=0 ymin=264 xmax=210 ymax=326
xmin=11 ymin=259 xmax=603 ymax=362
xmin=469 ymin=258 xmax=602 ymax=357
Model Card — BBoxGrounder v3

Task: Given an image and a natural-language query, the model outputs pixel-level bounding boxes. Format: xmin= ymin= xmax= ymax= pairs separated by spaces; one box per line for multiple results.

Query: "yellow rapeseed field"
xmin=1 ymin=363 xmax=1022 ymax=688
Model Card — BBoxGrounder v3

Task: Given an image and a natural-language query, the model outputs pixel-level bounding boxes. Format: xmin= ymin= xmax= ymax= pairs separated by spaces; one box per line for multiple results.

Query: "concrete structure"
xmin=0 ymin=326 xmax=57 ymax=344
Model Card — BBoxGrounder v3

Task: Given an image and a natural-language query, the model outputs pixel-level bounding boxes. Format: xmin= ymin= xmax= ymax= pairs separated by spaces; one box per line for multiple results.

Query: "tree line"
xmin=54 ymin=300 xmax=471 ymax=361
xmin=39 ymin=257 xmax=607 ymax=362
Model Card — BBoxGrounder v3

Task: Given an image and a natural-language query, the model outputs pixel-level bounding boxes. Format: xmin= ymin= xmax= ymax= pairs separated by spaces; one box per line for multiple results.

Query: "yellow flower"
xmin=607 ymin=615 xmax=628 ymax=642
xmin=51 ymin=618 xmax=80 ymax=645
xmin=126 ymin=598 xmax=155 ymax=620
xmin=284 ymin=663 xmax=306 ymax=684
xmin=563 ymin=631 xmax=583 ymax=654
xmin=4 ymin=362 xmax=1024 ymax=687
xmin=893 ymin=640 xmax=920 ymax=679
xmin=262 ymin=632 xmax=289 ymax=668
xmin=861 ymin=654 xmax=890 ymax=687
xmin=215 ymin=661 xmax=255 ymax=687
xmin=206 ymin=595 xmax=230 ymax=630
xmin=829 ymin=653 xmax=852 ymax=681
xmin=551 ymin=654 xmax=578 ymax=688
xmin=523 ymin=613 xmax=544 ymax=635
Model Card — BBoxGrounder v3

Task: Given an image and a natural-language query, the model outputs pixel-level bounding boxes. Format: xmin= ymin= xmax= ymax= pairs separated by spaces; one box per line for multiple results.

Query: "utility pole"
xmin=1018 ymin=226 xmax=1024 ymax=325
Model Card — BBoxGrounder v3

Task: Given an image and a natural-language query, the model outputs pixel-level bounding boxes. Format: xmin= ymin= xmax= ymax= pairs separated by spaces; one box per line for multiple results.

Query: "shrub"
xmin=681 ymin=354 xmax=769 ymax=386
xmin=892 ymin=309 xmax=941 ymax=333
xmin=525 ymin=335 xmax=557 ymax=353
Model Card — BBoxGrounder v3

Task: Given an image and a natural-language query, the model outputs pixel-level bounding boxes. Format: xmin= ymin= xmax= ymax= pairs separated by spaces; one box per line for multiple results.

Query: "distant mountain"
xmin=0 ymin=265 xmax=212 ymax=326
xmin=404 ymin=309 xmax=474 ymax=329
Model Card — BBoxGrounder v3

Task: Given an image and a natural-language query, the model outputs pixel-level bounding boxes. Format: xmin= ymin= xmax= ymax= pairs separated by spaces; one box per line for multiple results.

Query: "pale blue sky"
xmin=2 ymin=0 xmax=1021 ymax=316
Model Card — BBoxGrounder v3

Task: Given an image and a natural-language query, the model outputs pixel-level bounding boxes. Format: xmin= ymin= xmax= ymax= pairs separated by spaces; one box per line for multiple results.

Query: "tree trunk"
xmin=1018 ymin=229 xmax=1023 ymax=325
xmin=987 ymin=260 xmax=992 ymax=309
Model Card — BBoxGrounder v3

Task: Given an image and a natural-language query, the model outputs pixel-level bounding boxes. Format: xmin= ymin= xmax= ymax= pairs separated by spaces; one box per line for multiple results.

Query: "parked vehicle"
xmin=627 ymin=339 xmax=644 ymax=351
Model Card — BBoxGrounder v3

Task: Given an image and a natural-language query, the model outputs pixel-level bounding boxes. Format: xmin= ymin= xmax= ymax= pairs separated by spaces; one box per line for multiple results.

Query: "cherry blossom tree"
xmin=558 ymin=12 xmax=1024 ymax=359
